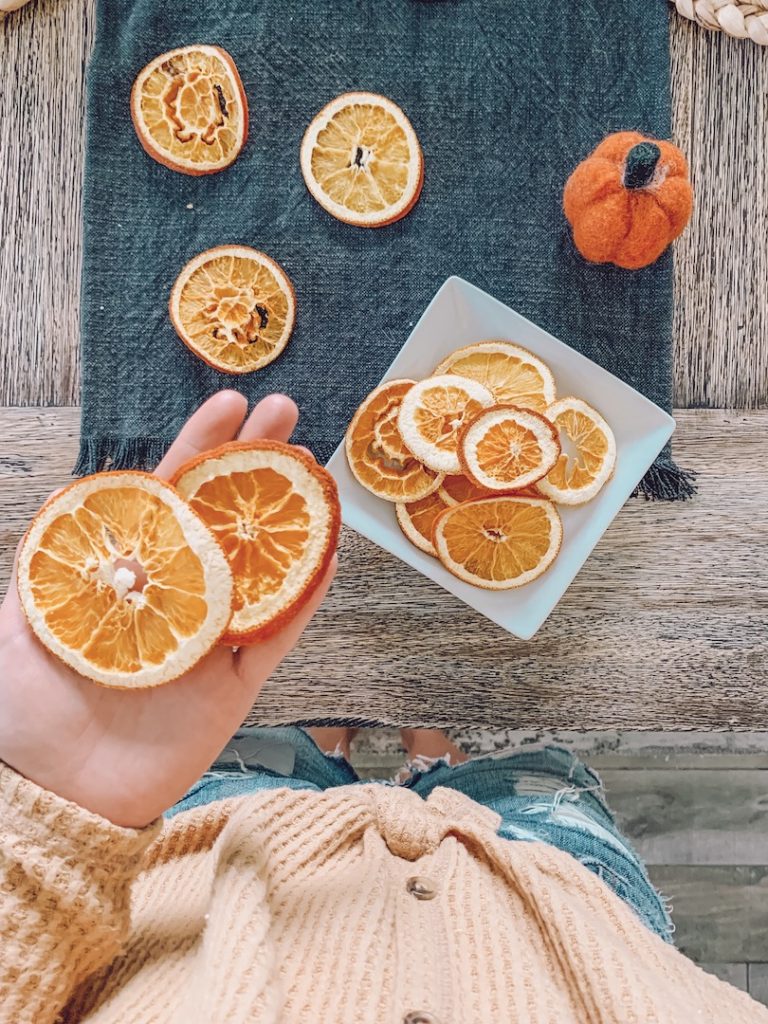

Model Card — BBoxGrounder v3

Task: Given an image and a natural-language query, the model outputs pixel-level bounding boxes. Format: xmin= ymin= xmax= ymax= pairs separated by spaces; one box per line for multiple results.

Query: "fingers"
xmin=154 ymin=391 xmax=248 ymax=481
xmin=154 ymin=392 xmax=301 ymax=482
xmin=237 ymin=554 xmax=338 ymax=681
xmin=237 ymin=394 xmax=298 ymax=444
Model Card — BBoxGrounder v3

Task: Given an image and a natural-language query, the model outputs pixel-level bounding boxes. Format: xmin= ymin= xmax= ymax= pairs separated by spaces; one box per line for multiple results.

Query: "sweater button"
xmin=406 ymin=876 xmax=437 ymax=901
xmin=404 ymin=1014 xmax=440 ymax=1024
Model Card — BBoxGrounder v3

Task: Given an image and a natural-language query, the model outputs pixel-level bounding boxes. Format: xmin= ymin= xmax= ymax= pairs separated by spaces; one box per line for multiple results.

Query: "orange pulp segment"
xmin=434 ymin=341 xmax=556 ymax=413
xmin=16 ymin=472 xmax=233 ymax=687
xmin=459 ymin=405 xmax=560 ymax=491
xmin=346 ymin=380 xmax=443 ymax=502
xmin=169 ymin=246 xmax=296 ymax=375
xmin=433 ymin=496 xmax=563 ymax=590
xmin=300 ymin=92 xmax=423 ymax=227
xmin=536 ymin=397 xmax=617 ymax=505
xmin=172 ymin=441 xmax=340 ymax=644
xmin=131 ymin=45 xmax=248 ymax=175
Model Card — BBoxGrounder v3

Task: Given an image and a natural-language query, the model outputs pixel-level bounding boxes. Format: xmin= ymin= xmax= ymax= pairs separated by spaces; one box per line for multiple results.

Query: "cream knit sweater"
xmin=1 ymin=763 xmax=766 ymax=1024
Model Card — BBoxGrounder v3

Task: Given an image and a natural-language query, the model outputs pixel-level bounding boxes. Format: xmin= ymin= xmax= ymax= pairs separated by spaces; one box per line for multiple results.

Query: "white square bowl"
xmin=326 ymin=276 xmax=675 ymax=640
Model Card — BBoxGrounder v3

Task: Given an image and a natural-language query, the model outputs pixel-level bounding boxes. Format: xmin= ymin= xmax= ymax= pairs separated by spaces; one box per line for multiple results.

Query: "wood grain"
xmin=670 ymin=19 xmax=768 ymax=408
xmin=2 ymin=406 xmax=766 ymax=730
xmin=750 ymin=965 xmax=768 ymax=1007
xmin=650 ymin=865 xmax=768 ymax=962
xmin=0 ymin=0 xmax=93 ymax=406
xmin=698 ymin=964 xmax=749 ymax=994
xmin=603 ymin=769 xmax=768 ymax=865
xmin=0 ymin=2 xmax=767 ymax=406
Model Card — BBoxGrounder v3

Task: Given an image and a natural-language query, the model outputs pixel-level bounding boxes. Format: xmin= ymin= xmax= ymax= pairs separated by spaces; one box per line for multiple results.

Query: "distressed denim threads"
xmin=78 ymin=0 xmax=693 ymax=499
xmin=169 ymin=727 xmax=673 ymax=942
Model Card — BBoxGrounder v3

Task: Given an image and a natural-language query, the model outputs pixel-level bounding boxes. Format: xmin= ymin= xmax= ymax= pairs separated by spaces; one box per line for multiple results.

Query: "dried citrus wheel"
xmin=172 ymin=441 xmax=340 ymax=644
xmin=434 ymin=341 xmax=556 ymax=413
xmin=300 ymin=92 xmax=424 ymax=227
xmin=131 ymin=46 xmax=248 ymax=175
xmin=345 ymin=380 xmax=443 ymax=502
xmin=459 ymin=405 xmax=560 ymax=492
xmin=169 ymin=246 xmax=296 ymax=375
xmin=433 ymin=496 xmax=563 ymax=590
xmin=438 ymin=474 xmax=494 ymax=506
xmin=395 ymin=490 xmax=448 ymax=557
xmin=16 ymin=472 xmax=233 ymax=688
xmin=439 ymin=475 xmax=541 ymax=504
xmin=397 ymin=374 xmax=494 ymax=475
xmin=536 ymin=397 xmax=617 ymax=505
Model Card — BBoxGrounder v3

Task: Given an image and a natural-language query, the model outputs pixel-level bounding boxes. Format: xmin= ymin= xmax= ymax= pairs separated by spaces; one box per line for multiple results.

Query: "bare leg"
xmin=306 ymin=727 xmax=358 ymax=760
xmin=400 ymin=728 xmax=469 ymax=765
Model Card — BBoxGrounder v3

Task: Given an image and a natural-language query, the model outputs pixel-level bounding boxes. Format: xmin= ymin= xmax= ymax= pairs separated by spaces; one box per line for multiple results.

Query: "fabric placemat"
xmin=78 ymin=0 xmax=694 ymax=500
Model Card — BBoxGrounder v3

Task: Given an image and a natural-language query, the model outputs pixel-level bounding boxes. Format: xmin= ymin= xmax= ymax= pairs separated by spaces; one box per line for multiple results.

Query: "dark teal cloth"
xmin=78 ymin=0 xmax=693 ymax=499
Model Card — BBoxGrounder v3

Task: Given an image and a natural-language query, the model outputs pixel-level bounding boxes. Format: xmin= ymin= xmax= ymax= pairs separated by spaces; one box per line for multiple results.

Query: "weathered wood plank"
xmin=697 ymin=963 xmax=748 ymax=994
xmin=749 ymin=964 xmax=768 ymax=1008
xmin=352 ymin=727 xmax=768 ymax=769
xmin=670 ymin=20 xmax=768 ymax=409
xmin=650 ymin=865 xmax=768 ymax=963
xmin=1 ymin=406 xmax=766 ymax=730
xmin=1 ymin=2 xmax=767 ymax=407
xmin=601 ymin=769 xmax=768 ymax=866
xmin=0 ymin=0 xmax=93 ymax=406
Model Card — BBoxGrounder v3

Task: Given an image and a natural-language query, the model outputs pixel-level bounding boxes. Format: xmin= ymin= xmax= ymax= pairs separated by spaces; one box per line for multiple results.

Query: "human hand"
xmin=0 ymin=392 xmax=337 ymax=828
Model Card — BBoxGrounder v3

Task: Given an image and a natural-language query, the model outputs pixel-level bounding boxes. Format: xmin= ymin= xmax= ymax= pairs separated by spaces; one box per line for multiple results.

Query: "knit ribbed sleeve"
xmin=0 ymin=762 xmax=161 ymax=1024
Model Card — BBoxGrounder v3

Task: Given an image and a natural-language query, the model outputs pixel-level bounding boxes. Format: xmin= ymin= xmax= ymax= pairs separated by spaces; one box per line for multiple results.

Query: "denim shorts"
xmin=169 ymin=727 xmax=673 ymax=943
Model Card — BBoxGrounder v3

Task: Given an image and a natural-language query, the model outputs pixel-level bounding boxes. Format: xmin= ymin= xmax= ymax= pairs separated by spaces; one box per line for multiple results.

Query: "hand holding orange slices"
xmin=1 ymin=392 xmax=339 ymax=828
xmin=346 ymin=341 xmax=616 ymax=590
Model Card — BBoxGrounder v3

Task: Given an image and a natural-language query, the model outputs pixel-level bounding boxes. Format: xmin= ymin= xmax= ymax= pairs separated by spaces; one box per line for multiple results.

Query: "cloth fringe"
xmin=633 ymin=459 xmax=697 ymax=501
xmin=73 ymin=437 xmax=171 ymax=476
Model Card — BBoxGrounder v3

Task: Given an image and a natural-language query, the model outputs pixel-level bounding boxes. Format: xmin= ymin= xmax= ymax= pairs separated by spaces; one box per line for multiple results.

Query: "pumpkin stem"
xmin=623 ymin=142 xmax=661 ymax=189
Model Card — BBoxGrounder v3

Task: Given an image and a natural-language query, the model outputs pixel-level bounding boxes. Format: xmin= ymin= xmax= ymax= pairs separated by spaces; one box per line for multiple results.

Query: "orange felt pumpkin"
xmin=564 ymin=131 xmax=693 ymax=270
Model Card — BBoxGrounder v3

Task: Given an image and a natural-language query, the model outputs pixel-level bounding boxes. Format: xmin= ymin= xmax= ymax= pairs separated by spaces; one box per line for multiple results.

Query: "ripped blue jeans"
xmin=169 ymin=727 xmax=673 ymax=943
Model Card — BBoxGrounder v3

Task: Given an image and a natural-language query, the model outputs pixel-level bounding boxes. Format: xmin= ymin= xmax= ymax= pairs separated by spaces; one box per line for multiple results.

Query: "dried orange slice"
xmin=16 ymin=472 xmax=233 ymax=688
xmin=173 ymin=441 xmax=340 ymax=645
xmin=397 ymin=374 xmax=494 ymax=475
xmin=131 ymin=46 xmax=248 ymax=175
xmin=395 ymin=490 xmax=448 ymax=557
xmin=169 ymin=246 xmax=296 ymax=375
xmin=346 ymin=380 xmax=443 ymax=502
xmin=433 ymin=496 xmax=562 ymax=590
xmin=300 ymin=92 xmax=423 ymax=227
xmin=459 ymin=405 xmax=560 ymax=492
xmin=434 ymin=341 xmax=556 ymax=413
xmin=439 ymin=475 xmax=542 ymax=504
xmin=438 ymin=474 xmax=494 ymax=506
xmin=536 ymin=397 xmax=617 ymax=505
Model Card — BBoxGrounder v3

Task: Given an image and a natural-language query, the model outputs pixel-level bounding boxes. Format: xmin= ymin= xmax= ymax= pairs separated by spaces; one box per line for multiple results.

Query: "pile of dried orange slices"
xmin=345 ymin=341 xmax=616 ymax=590
xmin=17 ymin=442 xmax=340 ymax=688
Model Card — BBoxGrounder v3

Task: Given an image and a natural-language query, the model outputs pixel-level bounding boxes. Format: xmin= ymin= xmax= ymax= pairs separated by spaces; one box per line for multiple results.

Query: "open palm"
xmin=0 ymin=392 xmax=336 ymax=828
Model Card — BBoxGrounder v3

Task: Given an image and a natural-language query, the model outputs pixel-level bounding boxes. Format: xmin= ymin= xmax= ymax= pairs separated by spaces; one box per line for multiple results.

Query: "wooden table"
xmin=1 ymin=3 xmax=766 ymax=729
